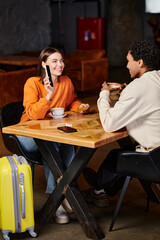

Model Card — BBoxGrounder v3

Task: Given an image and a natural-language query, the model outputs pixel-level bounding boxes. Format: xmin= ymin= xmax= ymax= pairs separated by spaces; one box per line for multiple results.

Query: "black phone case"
xmin=46 ymin=65 xmax=53 ymax=87
xmin=57 ymin=126 xmax=77 ymax=133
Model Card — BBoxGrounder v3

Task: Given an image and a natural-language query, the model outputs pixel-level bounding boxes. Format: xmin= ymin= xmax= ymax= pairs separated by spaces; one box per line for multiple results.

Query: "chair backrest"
xmin=68 ymin=49 xmax=106 ymax=70
xmin=0 ymin=68 xmax=6 ymax=73
xmin=0 ymin=68 xmax=36 ymax=108
xmin=0 ymin=101 xmax=24 ymax=128
xmin=0 ymin=101 xmax=43 ymax=166
xmin=0 ymin=101 xmax=24 ymax=155
xmin=117 ymin=146 xmax=160 ymax=183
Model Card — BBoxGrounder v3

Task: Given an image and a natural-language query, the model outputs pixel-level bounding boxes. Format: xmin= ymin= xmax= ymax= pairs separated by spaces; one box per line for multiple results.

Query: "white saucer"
xmin=51 ymin=113 xmax=67 ymax=119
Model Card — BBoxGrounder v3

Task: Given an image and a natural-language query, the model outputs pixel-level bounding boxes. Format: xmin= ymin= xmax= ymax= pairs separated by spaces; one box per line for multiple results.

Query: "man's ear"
xmin=138 ymin=59 xmax=144 ymax=68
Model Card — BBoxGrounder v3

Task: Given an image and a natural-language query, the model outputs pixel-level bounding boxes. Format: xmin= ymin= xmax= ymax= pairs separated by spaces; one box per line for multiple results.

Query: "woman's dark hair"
xmin=36 ymin=47 xmax=64 ymax=80
xmin=128 ymin=40 xmax=160 ymax=69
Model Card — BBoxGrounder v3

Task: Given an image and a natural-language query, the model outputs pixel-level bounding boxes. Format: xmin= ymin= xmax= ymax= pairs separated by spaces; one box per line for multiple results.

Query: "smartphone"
xmin=46 ymin=65 xmax=53 ymax=87
xmin=57 ymin=126 xmax=77 ymax=133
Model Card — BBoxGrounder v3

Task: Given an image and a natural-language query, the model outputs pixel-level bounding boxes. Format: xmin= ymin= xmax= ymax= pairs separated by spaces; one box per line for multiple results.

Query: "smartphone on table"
xmin=46 ymin=65 xmax=53 ymax=87
xmin=57 ymin=126 xmax=77 ymax=133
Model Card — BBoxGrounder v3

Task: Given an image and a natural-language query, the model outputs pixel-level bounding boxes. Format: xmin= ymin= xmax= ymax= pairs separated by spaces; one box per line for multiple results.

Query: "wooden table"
xmin=3 ymin=109 xmax=128 ymax=239
xmin=0 ymin=54 xmax=38 ymax=69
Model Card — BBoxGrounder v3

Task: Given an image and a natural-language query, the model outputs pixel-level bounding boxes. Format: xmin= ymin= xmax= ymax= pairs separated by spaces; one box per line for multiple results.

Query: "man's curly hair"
xmin=128 ymin=40 xmax=160 ymax=69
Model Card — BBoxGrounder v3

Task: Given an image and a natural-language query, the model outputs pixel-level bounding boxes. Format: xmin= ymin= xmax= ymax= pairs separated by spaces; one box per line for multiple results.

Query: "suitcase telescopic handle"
xmin=19 ymin=172 xmax=25 ymax=219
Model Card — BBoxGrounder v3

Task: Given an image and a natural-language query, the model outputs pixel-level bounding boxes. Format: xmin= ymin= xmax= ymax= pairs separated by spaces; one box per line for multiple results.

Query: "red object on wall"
xmin=77 ymin=18 xmax=105 ymax=50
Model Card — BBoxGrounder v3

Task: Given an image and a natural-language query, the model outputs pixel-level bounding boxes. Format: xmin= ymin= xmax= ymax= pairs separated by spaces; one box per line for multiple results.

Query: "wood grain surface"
xmin=3 ymin=108 xmax=128 ymax=148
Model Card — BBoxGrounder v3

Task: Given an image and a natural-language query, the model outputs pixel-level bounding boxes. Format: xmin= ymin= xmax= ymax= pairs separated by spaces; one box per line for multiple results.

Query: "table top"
xmin=2 ymin=109 xmax=128 ymax=148
xmin=0 ymin=55 xmax=38 ymax=66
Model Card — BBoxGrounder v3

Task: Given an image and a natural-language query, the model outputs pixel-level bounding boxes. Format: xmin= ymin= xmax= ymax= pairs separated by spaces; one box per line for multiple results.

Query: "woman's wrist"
xmin=46 ymin=94 xmax=52 ymax=101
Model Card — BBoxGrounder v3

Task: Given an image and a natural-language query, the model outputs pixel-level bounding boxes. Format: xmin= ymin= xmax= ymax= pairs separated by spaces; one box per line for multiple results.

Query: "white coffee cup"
xmin=51 ymin=107 xmax=64 ymax=116
xmin=108 ymin=84 xmax=120 ymax=96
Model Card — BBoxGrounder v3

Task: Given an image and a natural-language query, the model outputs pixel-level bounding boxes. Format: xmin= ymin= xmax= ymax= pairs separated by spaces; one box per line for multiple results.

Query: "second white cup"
xmin=51 ymin=107 xmax=64 ymax=116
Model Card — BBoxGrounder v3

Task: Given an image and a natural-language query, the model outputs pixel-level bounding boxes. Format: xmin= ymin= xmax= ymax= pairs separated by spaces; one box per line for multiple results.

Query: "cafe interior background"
xmin=0 ymin=0 xmax=159 ymax=66
xmin=0 ymin=0 xmax=160 ymax=240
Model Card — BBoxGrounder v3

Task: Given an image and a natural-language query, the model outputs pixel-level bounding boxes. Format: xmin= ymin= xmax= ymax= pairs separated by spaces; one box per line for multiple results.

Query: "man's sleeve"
xmin=97 ymin=88 xmax=140 ymax=132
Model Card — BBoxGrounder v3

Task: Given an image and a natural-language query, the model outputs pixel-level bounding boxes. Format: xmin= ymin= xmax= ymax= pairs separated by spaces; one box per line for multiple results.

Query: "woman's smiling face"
xmin=44 ymin=52 xmax=65 ymax=78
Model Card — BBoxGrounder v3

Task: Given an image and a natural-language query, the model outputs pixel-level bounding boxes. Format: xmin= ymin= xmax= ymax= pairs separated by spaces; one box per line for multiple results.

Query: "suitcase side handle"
xmin=19 ymin=172 xmax=25 ymax=219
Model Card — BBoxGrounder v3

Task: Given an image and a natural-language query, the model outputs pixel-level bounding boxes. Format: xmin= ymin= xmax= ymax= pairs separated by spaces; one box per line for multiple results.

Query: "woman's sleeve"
xmin=23 ymin=78 xmax=51 ymax=120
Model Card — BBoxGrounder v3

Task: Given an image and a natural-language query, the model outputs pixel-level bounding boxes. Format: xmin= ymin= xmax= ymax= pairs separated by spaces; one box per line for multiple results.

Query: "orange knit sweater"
xmin=20 ymin=75 xmax=82 ymax=123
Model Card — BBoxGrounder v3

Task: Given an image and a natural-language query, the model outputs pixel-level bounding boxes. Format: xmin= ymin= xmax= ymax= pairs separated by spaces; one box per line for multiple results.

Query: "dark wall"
xmin=0 ymin=0 xmax=51 ymax=55
xmin=107 ymin=0 xmax=143 ymax=66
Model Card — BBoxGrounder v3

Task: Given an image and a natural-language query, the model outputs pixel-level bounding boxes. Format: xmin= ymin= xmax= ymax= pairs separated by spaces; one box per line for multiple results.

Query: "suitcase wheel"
xmin=29 ymin=230 xmax=37 ymax=238
xmin=3 ymin=234 xmax=10 ymax=240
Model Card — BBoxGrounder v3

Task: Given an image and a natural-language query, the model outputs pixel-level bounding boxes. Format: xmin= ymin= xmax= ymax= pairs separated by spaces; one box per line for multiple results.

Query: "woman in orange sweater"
xmin=18 ymin=47 xmax=89 ymax=224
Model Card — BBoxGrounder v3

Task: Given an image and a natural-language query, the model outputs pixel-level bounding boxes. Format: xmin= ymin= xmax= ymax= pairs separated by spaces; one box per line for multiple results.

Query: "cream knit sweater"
xmin=97 ymin=70 xmax=160 ymax=150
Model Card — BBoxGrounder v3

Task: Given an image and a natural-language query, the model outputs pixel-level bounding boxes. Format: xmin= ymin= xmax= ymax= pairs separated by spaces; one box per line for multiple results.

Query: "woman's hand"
xmin=78 ymin=103 xmax=90 ymax=113
xmin=43 ymin=76 xmax=55 ymax=101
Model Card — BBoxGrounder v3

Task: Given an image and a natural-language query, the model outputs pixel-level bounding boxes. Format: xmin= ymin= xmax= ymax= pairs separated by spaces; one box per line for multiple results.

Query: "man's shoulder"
xmin=143 ymin=69 xmax=160 ymax=78
xmin=141 ymin=70 xmax=160 ymax=85
xmin=127 ymin=70 xmax=160 ymax=90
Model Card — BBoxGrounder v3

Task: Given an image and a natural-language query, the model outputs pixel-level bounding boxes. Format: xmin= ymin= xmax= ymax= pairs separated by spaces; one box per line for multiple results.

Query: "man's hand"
xmin=101 ymin=82 xmax=126 ymax=93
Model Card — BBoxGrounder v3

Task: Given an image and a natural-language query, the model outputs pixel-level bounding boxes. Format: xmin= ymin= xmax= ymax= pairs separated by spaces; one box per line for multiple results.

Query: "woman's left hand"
xmin=78 ymin=103 xmax=90 ymax=113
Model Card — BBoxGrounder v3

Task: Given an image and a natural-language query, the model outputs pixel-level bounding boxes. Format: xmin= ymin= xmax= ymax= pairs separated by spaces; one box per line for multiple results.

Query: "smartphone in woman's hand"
xmin=46 ymin=65 xmax=53 ymax=87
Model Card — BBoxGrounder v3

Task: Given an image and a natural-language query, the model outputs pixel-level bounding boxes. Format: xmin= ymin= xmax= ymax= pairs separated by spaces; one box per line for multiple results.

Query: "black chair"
xmin=0 ymin=101 xmax=43 ymax=184
xmin=109 ymin=146 xmax=160 ymax=231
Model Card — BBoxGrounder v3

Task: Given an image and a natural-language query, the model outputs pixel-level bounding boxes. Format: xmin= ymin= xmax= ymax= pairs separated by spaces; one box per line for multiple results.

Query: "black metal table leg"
xmin=65 ymin=186 xmax=104 ymax=240
xmin=34 ymin=139 xmax=105 ymax=240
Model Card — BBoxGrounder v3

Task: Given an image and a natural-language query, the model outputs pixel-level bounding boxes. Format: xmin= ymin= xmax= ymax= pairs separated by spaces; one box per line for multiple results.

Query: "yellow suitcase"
xmin=0 ymin=155 xmax=37 ymax=240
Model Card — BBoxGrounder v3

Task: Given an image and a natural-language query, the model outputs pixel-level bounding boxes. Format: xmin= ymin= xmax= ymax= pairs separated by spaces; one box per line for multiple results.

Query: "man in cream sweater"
xmin=83 ymin=40 xmax=160 ymax=207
